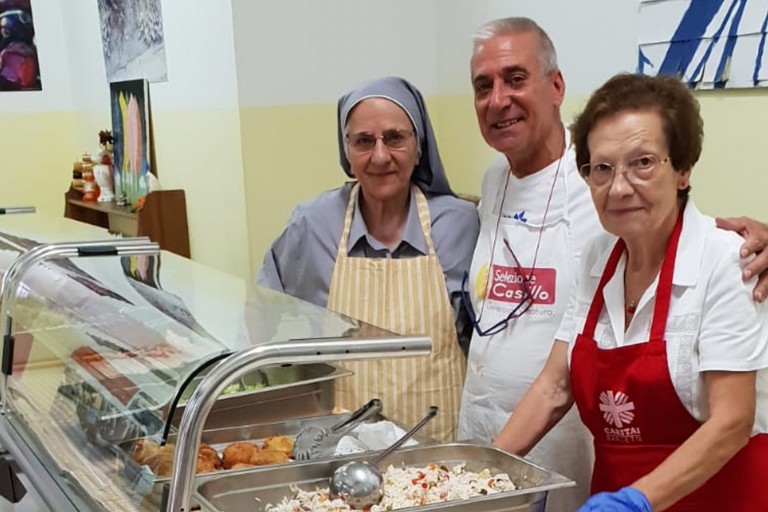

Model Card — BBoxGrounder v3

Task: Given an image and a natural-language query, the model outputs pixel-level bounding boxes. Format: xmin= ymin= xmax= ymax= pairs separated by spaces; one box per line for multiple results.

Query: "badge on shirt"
xmin=486 ymin=264 xmax=556 ymax=305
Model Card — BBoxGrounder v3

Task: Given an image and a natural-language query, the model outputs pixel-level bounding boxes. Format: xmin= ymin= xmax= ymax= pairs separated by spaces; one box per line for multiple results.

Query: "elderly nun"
xmin=258 ymin=76 xmax=479 ymax=441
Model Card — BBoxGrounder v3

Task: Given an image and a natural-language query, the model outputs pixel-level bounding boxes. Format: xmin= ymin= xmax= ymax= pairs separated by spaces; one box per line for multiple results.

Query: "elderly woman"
xmin=258 ymin=76 xmax=478 ymax=442
xmin=492 ymin=73 xmax=768 ymax=511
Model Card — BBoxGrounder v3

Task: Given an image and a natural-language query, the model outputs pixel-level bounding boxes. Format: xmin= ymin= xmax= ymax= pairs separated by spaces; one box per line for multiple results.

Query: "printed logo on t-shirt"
xmin=501 ymin=209 xmax=527 ymax=222
xmin=487 ymin=265 xmax=556 ymax=305
xmin=600 ymin=390 xmax=642 ymax=443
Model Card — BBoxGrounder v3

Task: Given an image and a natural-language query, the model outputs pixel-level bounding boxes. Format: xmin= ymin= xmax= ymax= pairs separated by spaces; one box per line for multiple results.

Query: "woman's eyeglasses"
xmin=579 ymin=154 xmax=669 ymax=187
xmin=346 ymin=129 xmax=414 ymax=154
xmin=461 ymin=239 xmax=535 ymax=337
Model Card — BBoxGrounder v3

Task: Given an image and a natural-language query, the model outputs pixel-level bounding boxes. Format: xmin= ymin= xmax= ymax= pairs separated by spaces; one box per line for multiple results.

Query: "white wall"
xmin=231 ymin=0 xmax=643 ymax=104
xmin=232 ymin=0 xmax=440 ymax=105
xmin=436 ymin=0 xmax=640 ymax=96
xmin=61 ymin=0 xmax=243 ymax=112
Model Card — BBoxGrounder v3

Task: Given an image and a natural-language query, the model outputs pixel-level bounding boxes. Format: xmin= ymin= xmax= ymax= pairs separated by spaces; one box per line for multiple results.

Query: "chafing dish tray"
xmin=119 ymin=411 xmax=433 ymax=507
xmin=174 ymin=362 xmax=352 ymax=429
xmin=58 ymin=362 xmax=353 ymax=445
xmin=194 ymin=443 xmax=573 ymax=512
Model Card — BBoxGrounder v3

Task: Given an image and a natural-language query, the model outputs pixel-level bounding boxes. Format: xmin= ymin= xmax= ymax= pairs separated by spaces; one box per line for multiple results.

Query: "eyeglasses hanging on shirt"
xmin=461 ymin=239 xmax=535 ymax=336
xmin=461 ymin=138 xmax=566 ymax=337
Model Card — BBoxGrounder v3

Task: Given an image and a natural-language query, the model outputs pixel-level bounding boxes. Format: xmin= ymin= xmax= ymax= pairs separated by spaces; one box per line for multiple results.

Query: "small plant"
xmin=99 ymin=129 xmax=114 ymax=151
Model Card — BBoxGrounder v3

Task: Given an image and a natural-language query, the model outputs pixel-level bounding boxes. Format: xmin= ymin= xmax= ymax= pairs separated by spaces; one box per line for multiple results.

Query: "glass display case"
xmin=0 ymin=213 xmax=572 ymax=512
xmin=0 ymin=212 xmax=429 ymax=512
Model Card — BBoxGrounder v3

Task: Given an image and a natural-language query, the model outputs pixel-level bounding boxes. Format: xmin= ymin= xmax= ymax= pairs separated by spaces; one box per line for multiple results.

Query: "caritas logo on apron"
xmin=488 ymin=264 xmax=555 ymax=304
xmin=600 ymin=390 xmax=642 ymax=443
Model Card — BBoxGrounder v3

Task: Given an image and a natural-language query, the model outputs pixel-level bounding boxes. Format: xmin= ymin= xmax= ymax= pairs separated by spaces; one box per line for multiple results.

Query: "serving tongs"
xmin=293 ymin=398 xmax=382 ymax=460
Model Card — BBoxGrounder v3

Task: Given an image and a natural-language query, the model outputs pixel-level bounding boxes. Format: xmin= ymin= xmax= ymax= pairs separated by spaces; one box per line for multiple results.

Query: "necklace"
xmin=626 ymin=300 xmax=638 ymax=315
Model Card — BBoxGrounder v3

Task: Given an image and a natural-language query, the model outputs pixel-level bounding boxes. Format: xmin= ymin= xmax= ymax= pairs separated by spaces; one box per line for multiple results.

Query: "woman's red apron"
xmin=569 ymin=213 xmax=768 ymax=511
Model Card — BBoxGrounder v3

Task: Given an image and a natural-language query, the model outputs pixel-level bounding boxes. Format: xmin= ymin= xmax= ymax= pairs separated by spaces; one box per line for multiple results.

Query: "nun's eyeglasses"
xmin=346 ymin=129 xmax=414 ymax=153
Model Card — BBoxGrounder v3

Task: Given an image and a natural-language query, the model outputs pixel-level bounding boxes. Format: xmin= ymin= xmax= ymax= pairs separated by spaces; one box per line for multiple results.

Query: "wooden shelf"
xmin=64 ymin=188 xmax=190 ymax=258
xmin=66 ymin=197 xmax=140 ymax=220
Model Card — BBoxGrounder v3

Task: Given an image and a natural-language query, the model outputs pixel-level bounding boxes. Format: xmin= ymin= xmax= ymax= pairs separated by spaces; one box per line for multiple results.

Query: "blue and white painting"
xmin=638 ymin=0 xmax=768 ymax=88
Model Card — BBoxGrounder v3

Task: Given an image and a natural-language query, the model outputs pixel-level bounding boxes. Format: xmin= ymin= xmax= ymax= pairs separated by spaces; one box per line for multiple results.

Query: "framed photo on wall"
xmin=97 ymin=0 xmax=168 ymax=83
xmin=0 ymin=1 xmax=42 ymax=91
xmin=110 ymin=79 xmax=152 ymax=208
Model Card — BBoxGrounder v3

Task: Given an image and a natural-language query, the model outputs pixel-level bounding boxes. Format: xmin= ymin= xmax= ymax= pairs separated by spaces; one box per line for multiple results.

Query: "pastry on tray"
xmin=262 ymin=435 xmax=294 ymax=457
xmin=221 ymin=441 xmax=260 ymax=469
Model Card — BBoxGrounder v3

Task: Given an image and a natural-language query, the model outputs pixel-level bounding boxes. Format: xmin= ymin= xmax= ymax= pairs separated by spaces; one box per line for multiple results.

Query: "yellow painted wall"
xmin=241 ymin=104 xmax=341 ymax=277
xmin=437 ymin=91 xmax=768 ymax=220
xmin=0 ymin=112 xmax=76 ymax=216
xmin=427 ymin=96 xmax=497 ymax=197
xmin=12 ymin=92 xmax=755 ymax=282
xmin=565 ymin=91 xmax=768 ymax=220
xmin=691 ymin=91 xmax=768 ymax=219
xmin=243 ymin=90 xmax=768 ymax=279
xmin=150 ymin=109 xmax=250 ymax=280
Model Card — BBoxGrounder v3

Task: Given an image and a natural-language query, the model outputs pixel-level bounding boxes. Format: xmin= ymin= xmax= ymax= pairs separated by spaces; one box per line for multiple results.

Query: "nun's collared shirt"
xmin=347 ymin=187 xmax=427 ymax=258
xmin=257 ymin=183 xmax=478 ymax=351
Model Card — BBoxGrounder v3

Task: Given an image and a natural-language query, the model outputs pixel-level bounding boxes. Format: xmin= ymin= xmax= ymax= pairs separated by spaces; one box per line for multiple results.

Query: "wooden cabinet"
xmin=64 ymin=188 xmax=190 ymax=258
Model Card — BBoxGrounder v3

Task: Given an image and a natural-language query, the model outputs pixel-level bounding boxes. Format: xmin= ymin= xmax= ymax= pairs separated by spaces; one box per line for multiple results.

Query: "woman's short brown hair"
xmin=571 ymin=73 xmax=703 ymax=200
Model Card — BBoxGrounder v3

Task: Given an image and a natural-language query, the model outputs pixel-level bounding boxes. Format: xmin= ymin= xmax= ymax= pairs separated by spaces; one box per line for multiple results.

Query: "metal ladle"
xmin=329 ymin=406 xmax=438 ymax=510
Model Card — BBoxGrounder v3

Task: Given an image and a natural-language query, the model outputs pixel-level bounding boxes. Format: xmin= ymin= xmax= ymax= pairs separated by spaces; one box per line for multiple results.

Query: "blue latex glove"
xmin=577 ymin=487 xmax=652 ymax=512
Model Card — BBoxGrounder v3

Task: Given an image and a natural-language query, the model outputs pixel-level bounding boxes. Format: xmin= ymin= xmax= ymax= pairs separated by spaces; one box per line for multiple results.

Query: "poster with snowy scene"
xmin=97 ymin=0 xmax=168 ymax=83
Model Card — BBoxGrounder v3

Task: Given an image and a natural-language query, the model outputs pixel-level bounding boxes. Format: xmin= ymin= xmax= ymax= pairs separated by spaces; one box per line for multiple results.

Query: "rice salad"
xmin=264 ymin=463 xmax=515 ymax=511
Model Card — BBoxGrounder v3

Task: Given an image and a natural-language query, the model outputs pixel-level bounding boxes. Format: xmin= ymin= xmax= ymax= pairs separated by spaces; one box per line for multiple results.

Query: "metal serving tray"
xmin=174 ymin=362 xmax=352 ymax=429
xmin=187 ymin=411 xmax=434 ymax=450
xmin=119 ymin=411 xmax=432 ymax=508
xmin=194 ymin=443 xmax=573 ymax=512
xmin=57 ymin=362 xmax=352 ymax=445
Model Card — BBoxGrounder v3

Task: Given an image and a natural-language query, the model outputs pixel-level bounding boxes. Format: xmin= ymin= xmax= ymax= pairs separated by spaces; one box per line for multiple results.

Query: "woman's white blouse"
xmin=556 ymin=202 xmax=768 ymax=434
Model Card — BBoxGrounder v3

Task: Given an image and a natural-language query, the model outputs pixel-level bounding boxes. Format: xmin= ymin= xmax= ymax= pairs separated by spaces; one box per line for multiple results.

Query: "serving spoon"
xmin=329 ymin=406 xmax=438 ymax=510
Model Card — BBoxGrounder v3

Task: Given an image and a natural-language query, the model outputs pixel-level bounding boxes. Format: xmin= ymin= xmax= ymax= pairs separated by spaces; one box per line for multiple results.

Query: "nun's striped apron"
xmin=328 ymin=184 xmax=465 ymax=442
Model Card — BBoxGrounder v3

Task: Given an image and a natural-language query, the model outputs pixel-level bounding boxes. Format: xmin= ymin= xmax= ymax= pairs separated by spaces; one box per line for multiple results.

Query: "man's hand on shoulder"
xmin=716 ymin=216 xmax=768 ymax=302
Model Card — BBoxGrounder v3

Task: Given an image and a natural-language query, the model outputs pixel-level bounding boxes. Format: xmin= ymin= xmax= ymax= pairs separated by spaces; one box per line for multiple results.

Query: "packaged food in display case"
xmin=0 ymin=212 xmax=429 ymax=512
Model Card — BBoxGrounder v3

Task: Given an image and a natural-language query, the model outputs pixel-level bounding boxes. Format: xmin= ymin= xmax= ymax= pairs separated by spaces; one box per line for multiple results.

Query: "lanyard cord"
xmin=477 ymin=141 xmax=565 ymax=323
xmin=477 ymin=170 xmax=514 ymax=321
xmin=530 ymin=149 xmax=563 ymax=272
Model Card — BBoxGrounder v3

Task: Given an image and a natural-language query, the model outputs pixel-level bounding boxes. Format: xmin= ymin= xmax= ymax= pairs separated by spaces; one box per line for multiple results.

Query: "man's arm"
xmin=716 ymin=216 xmax=768 ymax=302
